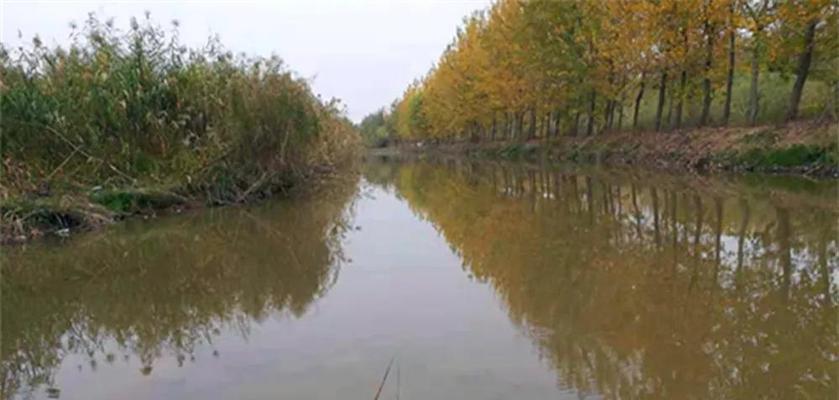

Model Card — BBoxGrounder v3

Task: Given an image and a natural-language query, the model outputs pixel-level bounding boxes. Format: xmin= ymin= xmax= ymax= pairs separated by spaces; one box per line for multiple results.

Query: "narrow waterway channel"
xmin=3 ymin=158 xmax=836 ymax=399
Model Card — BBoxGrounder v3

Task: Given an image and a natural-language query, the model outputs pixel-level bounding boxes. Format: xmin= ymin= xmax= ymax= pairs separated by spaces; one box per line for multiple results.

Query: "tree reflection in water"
xmin=367 ymin=159 xmax=837 ymax=400
xmin=3 ymin=159 xmax=836 ymax=400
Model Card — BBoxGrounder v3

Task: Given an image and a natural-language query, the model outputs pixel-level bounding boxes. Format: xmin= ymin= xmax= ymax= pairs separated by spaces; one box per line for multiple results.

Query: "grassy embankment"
xmin=379 ymin=120 xmax=838 ymax=176
xmin=469 ymin=120 xmax=838 ymax=176
xmin=0 ymin=15 xmax=360 ymax=243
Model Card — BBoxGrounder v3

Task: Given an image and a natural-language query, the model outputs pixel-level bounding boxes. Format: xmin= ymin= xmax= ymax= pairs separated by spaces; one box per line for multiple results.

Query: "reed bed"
xmin=1 ymin=14 xmax=360 ymax=241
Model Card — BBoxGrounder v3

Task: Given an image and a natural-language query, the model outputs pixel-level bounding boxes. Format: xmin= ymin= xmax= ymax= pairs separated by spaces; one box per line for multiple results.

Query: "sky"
xmin=0 ymin=0 xmax=491 ymax=122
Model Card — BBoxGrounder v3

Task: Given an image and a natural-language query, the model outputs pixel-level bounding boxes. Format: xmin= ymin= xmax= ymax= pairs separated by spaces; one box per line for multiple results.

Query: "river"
xmin=2 ymin=158 xmax=837 ymax=399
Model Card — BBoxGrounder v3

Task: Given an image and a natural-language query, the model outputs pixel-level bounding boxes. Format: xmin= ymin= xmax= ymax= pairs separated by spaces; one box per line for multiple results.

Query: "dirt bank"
xmin=0 ymin=167 xmax=350 ymax=245
xmin=375 ymin=120 xmax=838 ymax=177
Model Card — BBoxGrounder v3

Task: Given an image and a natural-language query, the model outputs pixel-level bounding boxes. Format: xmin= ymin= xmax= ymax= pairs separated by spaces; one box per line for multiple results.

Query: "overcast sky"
xmin=1 ymin=0 xmax=490 ymax=122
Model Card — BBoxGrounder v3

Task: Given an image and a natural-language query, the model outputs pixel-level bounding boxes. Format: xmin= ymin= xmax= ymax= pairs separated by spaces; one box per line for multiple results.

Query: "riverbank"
xmin=372 ymin=120 xmax=838 ymax=177
xmin=0 ymin=164 xmax=355 ymax=245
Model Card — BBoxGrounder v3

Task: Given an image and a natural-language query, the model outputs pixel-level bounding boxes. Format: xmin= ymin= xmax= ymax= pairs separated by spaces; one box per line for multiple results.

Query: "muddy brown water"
xmin=2 ymin=158 xmax=837 ymax=399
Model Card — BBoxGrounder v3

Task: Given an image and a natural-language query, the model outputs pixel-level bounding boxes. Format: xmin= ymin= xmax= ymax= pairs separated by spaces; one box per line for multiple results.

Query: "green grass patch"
xmin=498 ymin=144 xmax=526 ymax=159
xmin=89 ymin=189 xmax=188 ymax=214
xmin=737 ymin=143 xmax=838 ymax=168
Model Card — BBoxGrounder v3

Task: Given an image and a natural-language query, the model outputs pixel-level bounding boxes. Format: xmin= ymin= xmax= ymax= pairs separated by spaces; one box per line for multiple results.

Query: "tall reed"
xmin=1 ymin=13 xmax=359 ymax=203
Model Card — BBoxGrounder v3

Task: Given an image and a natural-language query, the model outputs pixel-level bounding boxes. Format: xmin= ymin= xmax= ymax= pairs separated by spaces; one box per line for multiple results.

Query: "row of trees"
xmin=362 ymin=0 xmax=837 ymax=143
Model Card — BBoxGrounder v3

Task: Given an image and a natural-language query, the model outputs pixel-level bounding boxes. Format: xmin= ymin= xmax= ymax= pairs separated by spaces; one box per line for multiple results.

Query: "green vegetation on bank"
xmin=381 ymin=121 xmax=838 ymax=176
xmin=357 ymin=108 xmax=391 ymax=148
xmin=482 ymin=122 xmax=839 ymax=177
xmin=1 ymin=14 xmax=360 ymax=241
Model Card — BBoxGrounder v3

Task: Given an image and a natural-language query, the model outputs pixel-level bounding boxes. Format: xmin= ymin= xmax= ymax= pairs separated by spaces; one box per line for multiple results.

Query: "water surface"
xmin=3 ymin=159 xmax=837 ymax=399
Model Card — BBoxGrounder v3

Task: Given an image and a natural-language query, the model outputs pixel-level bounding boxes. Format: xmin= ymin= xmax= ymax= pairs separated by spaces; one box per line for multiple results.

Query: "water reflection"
xmin=1 ymin=176 xmax=358 ymax=399
xmin=2 ymin=159 xmax=836 ymax=399
xmin=366 ymin=159 xmax=837 ymax=399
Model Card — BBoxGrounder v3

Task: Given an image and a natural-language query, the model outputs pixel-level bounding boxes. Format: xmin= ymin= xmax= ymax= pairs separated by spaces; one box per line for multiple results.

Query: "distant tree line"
xmin=361 ymin=0 xmax=837 ymax=144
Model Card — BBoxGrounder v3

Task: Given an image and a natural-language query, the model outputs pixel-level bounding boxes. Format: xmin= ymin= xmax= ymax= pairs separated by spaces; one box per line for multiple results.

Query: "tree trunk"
xmin=528 ymin=109 xmax=536 ymax=139
xmin=655 ymin=71 xmax=667 ymax=132
xmin=573 ymin=111 xmax=581 ymax=137
xmin=666 ymin=91 xmax=674 ymax=128
xmin=510 ymin=111 xmax=517 ymax=139
xmin=748 ymin=44 xmax=760 ymax=125
xmin=700 ymin=77 xmax=712 ymax=127
xmin=491 ymin=112 xmax=497 ymax=141
xmin=787 ymin=19 xmax=818 ymax=121
xmin=536 ymin=111 xmax=547 ymax=138
xmin=512 ymin=112 xmax=518 ymax=140
xmin=612 ymin=99 xmax=621 ymax=130
xmin=553 ymin=109 xmax=562 ymax=137
xmin=605 ymin=100 xmax=614 ymax=131
xmin=587 ymin=89 xmax=597 ymax=136
xmin=722 ymin=1 xmax=735 ymax=125
xmin=548 ymin=112 xmax=553 ymax=137
xmin=500 ymin=112 xmax=505 ymax=139
xmin=617 ymin=100 xmax=624 ymax=130
xmin=547 ymin=110 xmax=554 ymax=138
xmin=634 ymin=73 xmax=646 ymax=129
xmin=542 ymin=112 xmax=550 ymax=139
xmin=511 ymin=112 xmax=517 ymax=140
xmin=700 ymin=19 xmax=715 ymax=126
xmin=501 ymin=112 xmax=507 ymax=140
xmin=675 ymin=69 xmax=687 ymax=129
xmin=502 ymin=112 xmax=507 ymax=139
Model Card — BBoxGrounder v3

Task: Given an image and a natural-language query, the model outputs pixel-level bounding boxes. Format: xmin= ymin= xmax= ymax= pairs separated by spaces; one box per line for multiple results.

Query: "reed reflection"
xmin=1 ymin=176 xmax=359 ymax=399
